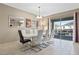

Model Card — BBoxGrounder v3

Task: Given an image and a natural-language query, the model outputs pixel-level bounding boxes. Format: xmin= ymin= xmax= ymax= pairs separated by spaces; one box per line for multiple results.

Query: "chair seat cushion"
xmin=20 ymin=39 xmax=31 ymax=44
xmin=24 ymin=39 xmax=31 ymax=42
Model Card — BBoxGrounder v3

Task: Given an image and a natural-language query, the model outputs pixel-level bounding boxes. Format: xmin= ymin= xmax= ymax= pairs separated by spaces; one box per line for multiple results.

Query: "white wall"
xmin=0 ymin=4 xmax=35 ymax=44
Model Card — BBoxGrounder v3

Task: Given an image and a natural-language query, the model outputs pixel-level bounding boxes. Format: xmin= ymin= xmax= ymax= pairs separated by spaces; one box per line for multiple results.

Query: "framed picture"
xmin=26 ymin=19 xmax=32 ymax=28
xmin=9 ymin=16 xmax=24 ymax=27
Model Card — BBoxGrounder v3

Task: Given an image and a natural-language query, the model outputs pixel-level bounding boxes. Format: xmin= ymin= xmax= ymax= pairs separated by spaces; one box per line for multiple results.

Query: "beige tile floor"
xmin=0 ymin=38 xmax=79 ymax=55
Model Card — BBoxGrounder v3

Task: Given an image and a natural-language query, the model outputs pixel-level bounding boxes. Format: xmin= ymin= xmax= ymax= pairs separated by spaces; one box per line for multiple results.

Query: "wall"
xmin=0 ymin=4 xmax=35 ymax=44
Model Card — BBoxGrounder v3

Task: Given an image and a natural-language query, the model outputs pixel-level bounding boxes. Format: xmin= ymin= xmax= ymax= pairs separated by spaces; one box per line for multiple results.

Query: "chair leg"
xmin=20 ymin=41 xmax=42 ymax=52
xmin=29 ymin=42 xmax=42 ymax=52
xmin=31 ymin=46 xmax=42 ymax=52
xmin=30 ymin=42 xmax=42 ymax=52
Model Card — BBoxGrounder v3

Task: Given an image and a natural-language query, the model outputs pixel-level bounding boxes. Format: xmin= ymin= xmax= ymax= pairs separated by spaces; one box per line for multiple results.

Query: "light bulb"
xmin=36 ymin=16 xmax=42 ymax=19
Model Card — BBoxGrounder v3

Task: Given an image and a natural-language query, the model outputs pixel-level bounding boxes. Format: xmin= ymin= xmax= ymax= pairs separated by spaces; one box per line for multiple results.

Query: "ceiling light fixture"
xmin=36 ymin=6 xmax=42 ymax=19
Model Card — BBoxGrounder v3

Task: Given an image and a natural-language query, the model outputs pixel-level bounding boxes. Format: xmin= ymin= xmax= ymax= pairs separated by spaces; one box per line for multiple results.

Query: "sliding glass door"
xmin=54 ymin=21 xmax=61 ymax=39
xmin=51 ymin=17 xmax=74 ymax=41
xmin=60 ymin=20 xmax=73 ymax=41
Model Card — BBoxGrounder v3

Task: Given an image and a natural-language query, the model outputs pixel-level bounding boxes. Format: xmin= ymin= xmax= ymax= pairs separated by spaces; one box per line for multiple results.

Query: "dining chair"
xmin=35 ymin=30 xmax=49 ymax=48
xmin=42 ymin=30 xmax=53 ymax=46
xmin=18 ymin=30 xmax=32 ymax=45
xmin=18 ymin=30 xmax=41 ymax=52
xmin=40 ymin=30 xmax=50 ymax=48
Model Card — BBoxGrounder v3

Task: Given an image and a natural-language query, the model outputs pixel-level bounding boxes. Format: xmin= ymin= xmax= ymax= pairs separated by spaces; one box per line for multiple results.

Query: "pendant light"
xmin=36 ymin=6 xmax=42 ymax=19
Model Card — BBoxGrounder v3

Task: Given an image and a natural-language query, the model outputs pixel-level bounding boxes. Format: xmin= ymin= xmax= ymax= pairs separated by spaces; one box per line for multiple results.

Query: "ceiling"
xmin=4 ymin=3 xmax=79 ymax=17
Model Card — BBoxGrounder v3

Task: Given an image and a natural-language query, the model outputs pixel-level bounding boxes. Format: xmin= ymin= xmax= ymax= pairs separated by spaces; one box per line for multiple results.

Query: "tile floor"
xmin=0 ymin=38 xmax=79 ymax=55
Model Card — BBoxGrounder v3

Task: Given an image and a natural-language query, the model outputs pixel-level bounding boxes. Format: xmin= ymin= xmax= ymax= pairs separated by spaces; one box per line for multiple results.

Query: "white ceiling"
xmin=4 ymin=3 xmax=79 ymax=17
